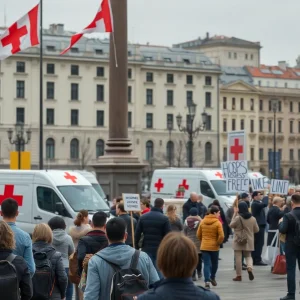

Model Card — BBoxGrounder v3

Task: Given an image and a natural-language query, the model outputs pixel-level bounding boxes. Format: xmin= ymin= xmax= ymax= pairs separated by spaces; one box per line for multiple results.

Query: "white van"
xmin=150 ymin=169 xmax=266 ymax=212
xmin=0 ymin=170 xmax=110 ymax=234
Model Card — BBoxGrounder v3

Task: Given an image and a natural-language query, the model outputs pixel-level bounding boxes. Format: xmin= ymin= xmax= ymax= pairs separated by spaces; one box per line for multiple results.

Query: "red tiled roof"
xmin=246 ymin=65 xmax=300 ymax=79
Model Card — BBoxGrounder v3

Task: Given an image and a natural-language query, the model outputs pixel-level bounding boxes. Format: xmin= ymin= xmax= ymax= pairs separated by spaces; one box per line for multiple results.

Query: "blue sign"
xmin=268 ymin=151 xmax=281 ymax=179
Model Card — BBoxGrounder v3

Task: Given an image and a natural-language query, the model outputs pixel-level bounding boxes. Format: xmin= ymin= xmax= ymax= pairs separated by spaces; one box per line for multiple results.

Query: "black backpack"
xmin=97 ymin=250 xmax=148 ymax=300
xmin=290 ymin=211 xmax=300 ymax=246
xmin=0 ymin=254 xmax=19 ymax=300
xmin=32 ymin=251 xmax=56 ymax=300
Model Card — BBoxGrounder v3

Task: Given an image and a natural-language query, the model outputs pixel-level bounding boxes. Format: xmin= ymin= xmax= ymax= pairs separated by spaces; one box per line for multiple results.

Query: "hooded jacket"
xmin=84 ymin=244 xmax=159 ymax=300
xmin=197 ymin=215 xmax=224 ymax=251
xmin=52 ymin=229 xmax=75 ymax=268
xmin=69 ymin=224 xmax=91 ymax=249
xmin=183 ymin=216 xmax=201 ymax=251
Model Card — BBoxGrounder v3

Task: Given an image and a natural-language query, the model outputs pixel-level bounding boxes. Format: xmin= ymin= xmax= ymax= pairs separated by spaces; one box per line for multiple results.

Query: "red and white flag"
xmin=61 ymin=0 xmax=113 ymax=55
xmin=0 ymin=3 xmax=40 ymax=60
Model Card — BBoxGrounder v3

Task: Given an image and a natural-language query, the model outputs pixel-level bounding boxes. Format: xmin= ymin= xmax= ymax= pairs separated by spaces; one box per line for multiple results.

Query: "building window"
xmin=223 ymin=97 xmax=227 ymax=109
xmin=16 ymin=61 xmax=25 ymax=73
xmin=268 ymin=120 xmax=272 ymax=132
xmin=166 ymin=114 xmax=173 ymax=129
xmin=240 ymin=120 xmax=244 ymax=130
xmin=16 ymin=80 xmax=25 ymax=98
xmin=71 ymin=83 xmax=79 ymax=100
xmin=96 ymin=85 xmax=104 ymax=102
xmin=146 ymin=113 xmax=153 ymax=128
xmin=232 ymin=119 xmax=236 ymax=131
xmin=232 ymin=98 xmax=235 ymax=110
xmin=46 ymin=138 xmax=55 ymax=160
xmin=251 ymin=54 xmax=254 ymax=60
xmin=234 ymin=53 xmax=237 ymax=59
xmin=223 ymin=119 xmax=227 ymax=132
xmin=96 ymin=66 xmax=104 ymax=77
xmin=146 ymin=72 xmax=153 ymax=82
xmin=285 ymin=82 xmax=288 ymax=88
xmin=146 ymin=141 xmax=154 ymax=160
xmin=128 ymin=68 xmax=132 ymax=79
xmin=258 ymin=80 xmax=261 ymax=86
xmin=205 ymin=92 xmax=211 ymax=108
xmin=186 ymin=91 xmax=193 ymax=106
xmin=259 ymin=148 xmax=264 ymax=160
xmin=186 ymin=75 xmax=193 ymax=85
xmin=245 ymin=54 xmax=248 ymax=60
xmin=46 ymin=109 xmax=54 ymax=125
xmin=167 ymin=90 xmax=174 ymax=106
xmin=298 ymin=121 xmax=300 ymax=133
xmin=290 ymin=120 xmax=294 ymax=133
xmin=206 ymin=115 xmax=212 ymax=131
xmin=71 ymin=109 xmax=79 ymax=126
xmin=250 ymin=120 xmax=254 ymax=133
xmin=128 ymin=86 xmax=132 ymax=103
xmin=228 ymin=52 xmax=232 ymax=59
xmin=259 ymin=119 xmax=263 ymax=132
xmin=205 ymin=142 xmax=212 ymax=162
xmin=278 ymin=101 xmax=282 ymax=112
xmin=96 ymin=139 xmax=105 ymax=157
xmin=16 ymin=107 xmax=25 ymax=124
xmin=205 ymin=76 xmax=212 ymax=86
xmin=278 ymin=120 xmax=282 ymax=133
xmin=96 ymin=110 xmax=104 ymax=127
xmin=167 ymin=74 xmax=174 ymax=83
xmin=290 ymin=101 xmax=293 ymax=113
xmin=223 ymin=147 xmax=227 ymax=161
xmin=166 ymin=141 xmax=174 ymax=164
xmin=70 ymin=138 xmax=79 ymax=159
xmin=250 ymin=99 xmax=254 ymax=111
xmin=250 ymin=148 xmax=254 ymax=161
xmin=298 ymin=149 xmax=300 ymax=161
xmin=46 ymin=82 xmax=55 ymax=99
xmin=128 ymin=111 xmax=132 ymax=128
xmin=290 ymin=149 xmax=294 ymax=161
xmin=268 ymin=100 xmax=272 ymax=111
xmin=298 ymin=102 xmax=300 ymax=113
xmin=240 ymin=98 xmax=244 ymax=110
xmin=259 ymin=99 xmax=263 ymax=111
xmin=71 ymin=65 xmax=79 ymax=76
xmin=46 ymin=63 xmax=55 ymax=74
xmin=146 ymin=89 xmax=153 ymax=105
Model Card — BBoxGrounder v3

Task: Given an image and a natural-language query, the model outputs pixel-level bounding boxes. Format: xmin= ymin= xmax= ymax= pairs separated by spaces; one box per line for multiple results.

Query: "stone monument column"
xmin=93 ymin=0 xmax=145 ymax=199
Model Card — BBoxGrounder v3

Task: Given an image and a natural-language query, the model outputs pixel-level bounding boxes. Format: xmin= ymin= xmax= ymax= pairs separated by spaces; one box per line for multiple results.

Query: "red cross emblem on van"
xmin=0 ymin=185 xmax=23 ymax=206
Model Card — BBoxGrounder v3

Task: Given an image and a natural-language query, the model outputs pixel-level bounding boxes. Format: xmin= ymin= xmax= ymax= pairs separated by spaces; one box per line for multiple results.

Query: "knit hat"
xmin=189 ymin=207 xmax=198 ymax=216
xmin=240 ymin=193 xmax=249 ymax=199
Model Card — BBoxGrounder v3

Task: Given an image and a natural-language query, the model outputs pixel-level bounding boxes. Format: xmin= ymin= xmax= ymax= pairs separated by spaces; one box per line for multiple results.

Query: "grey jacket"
xmin=184 ymin=216 xmax=201 ymax=252
xmin=52 ymin=229 xmax=75 ymax=268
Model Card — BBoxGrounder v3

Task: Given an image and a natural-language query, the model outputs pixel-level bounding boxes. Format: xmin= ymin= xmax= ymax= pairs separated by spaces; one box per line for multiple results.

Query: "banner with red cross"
xmin=227 ymin=130 xmax=247 ymax=161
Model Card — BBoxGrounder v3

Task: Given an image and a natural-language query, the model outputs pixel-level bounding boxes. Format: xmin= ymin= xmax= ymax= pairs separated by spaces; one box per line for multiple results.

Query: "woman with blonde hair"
xmin=166 ymin=205 xmax=183 ymax=232
xmin=0 ymin=220 xmax=32 ymax=300
xmin=32 ymin=223 xmax=68 ymax=300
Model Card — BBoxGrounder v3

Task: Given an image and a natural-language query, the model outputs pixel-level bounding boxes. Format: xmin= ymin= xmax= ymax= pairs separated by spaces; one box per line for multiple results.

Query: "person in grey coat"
xmin=48 ymin=216 xmax=75 ymax=300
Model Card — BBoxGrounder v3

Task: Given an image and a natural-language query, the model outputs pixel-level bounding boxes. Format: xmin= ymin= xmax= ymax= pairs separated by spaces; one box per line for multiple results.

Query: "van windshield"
xmin=58 ymin=185 xmax=109 ymax=212
xmin=92 ymin=183 xmax=106 ymax=200
xmin=211 ymin=180 xmax=236 ymax=196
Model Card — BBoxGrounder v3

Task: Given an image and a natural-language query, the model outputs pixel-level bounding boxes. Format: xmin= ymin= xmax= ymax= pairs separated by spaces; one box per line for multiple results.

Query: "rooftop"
xmin=220 ymin=66 xmax=253 ymax=86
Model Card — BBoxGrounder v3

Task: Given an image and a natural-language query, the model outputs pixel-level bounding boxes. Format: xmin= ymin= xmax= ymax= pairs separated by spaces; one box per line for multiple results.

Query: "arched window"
xmin=166 ymin=141 xmax=174 ymax=165
xmin=46 ymin=138 xmax=55 ymax=160
xmin=205 ymin=142 xmax=212 ymax=162
xmin=70 ymin=138 xmax=79 ymax=159
xmin=146 ymin=141 xmax=154 ymax=161
xmin=96 ymin=139 xmax=105 ymax=157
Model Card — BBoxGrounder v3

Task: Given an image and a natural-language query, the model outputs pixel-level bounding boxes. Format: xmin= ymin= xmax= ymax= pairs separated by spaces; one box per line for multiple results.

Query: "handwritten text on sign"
xmin=123 ymin=193 xmax=141 ymax=212
xmin=221 ymin=160 xmax=249 ymax=193
xmin=270 ymin=180 xmax=289 ymax=195
xmin=251 ymin=177 xmax=269 ymax=191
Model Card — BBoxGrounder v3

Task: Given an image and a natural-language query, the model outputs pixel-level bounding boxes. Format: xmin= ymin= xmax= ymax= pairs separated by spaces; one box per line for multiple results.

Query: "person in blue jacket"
xmin=137 ymin=232 xmax=220 ymax=300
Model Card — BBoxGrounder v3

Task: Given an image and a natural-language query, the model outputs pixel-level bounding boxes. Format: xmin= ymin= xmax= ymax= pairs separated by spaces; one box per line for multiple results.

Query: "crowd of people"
xmin=0 ymin=187 xmax=300 ymax=300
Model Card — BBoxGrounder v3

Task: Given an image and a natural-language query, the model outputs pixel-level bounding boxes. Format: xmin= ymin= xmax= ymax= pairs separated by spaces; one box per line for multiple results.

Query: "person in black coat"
xmin=135 ymin=198 xmax=171 ymax=278
xmin=0 ymin=221 xmax=32 ymax=300
xmin=182 ymin=193 xmax=207 ymax=221
xmin=137 ymin=232 xmax=220 ymax=300
xmin=267 ymin=197 xmax=285 ymax=246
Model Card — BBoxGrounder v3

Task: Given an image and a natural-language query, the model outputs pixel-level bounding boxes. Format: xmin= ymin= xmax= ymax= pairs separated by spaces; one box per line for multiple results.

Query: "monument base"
xmin=93 ymin=155 xmax=146 ymax=201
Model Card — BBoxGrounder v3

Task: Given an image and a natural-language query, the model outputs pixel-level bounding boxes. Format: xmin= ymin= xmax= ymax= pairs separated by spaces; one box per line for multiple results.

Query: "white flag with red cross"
xmin=227 ymin=130 xmax=247 ymax=161
xmin=61 ymin=0 xmax=113 ymax=55
xmin=0 ymin=3 xmax=40 ymax=60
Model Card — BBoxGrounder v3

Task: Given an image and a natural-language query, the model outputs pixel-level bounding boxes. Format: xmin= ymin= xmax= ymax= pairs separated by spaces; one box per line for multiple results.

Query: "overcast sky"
xmin=2 ymin=0 xmax=300 ymax=66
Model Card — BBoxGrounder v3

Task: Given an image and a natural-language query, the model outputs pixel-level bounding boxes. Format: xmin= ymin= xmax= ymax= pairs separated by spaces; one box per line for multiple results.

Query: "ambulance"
xmin=0 ymin=170 xmax=110 ymax=234
xmin=150 ymin=169 xmax=266 ymax=212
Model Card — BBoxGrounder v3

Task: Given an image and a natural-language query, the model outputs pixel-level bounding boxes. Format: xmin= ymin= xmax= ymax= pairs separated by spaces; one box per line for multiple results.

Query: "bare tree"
xmin=80 ymin=136 xmax=92 ymax=170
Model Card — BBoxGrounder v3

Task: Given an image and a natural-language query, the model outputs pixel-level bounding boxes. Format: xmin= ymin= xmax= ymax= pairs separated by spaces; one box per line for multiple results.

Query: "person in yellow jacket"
xmin=197 ymin=205 xmax=224 ymax=289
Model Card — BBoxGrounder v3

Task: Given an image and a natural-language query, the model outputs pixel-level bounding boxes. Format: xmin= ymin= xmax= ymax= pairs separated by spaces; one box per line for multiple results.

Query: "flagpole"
xmin=39 ymin=0 xmax=43 ymax=169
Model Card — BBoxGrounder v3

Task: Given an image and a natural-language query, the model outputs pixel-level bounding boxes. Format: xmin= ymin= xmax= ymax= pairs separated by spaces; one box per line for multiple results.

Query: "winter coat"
xmin=135 ymin=207 xmax=171 ymax=256
xmin=118 ymin=214 xmax=137 ymax=246
xmin=69 ymin=224 xmax=91 ymax=249
xmin=229 ymin=215 xmax=259 ymax=251
xmin=169 ymin=218 xmax=183 ymax=232
xmin=52 ymin=229 xmax=75 ymax=268
xmin=182 ymin=199 xmax=207 ymax=221
xmin=197 ymin=214 xmax=224 ymax=251
xmin=137 ymin=278 xmax=220 ymax=300
xmin=0 ymin=249 xmax=32 ymax=300
xmin=84 ymin=244 xmax=159 ymax=300
xmin=184 ymin=216 xmax=201 ymax=251
xmin=251 ymin=196 xmax=269 ymax=226
xmin=32 ymin=241 xmax=68 ymax=300
xmin=267 ymin=206 xmax=285 ymax=246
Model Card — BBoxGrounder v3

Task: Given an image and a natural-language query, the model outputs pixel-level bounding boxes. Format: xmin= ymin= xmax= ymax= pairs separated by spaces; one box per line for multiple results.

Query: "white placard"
xmin=227 ymin=130 xmax=247 ymax=161
xmin=251 ymin=177 xmax=269 ymax=191
xmin=221 ymin=160 xmax=249 ymax=193
xmin=270 ymin=180 xmax=289 ymax=195
xmin=122 ymin=193 xmax=141 ymax=212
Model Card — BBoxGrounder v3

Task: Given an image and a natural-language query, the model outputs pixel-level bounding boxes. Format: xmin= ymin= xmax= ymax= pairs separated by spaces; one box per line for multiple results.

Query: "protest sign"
xmin=270 ymin=180 xmax=289 ymax=195
xmin=123 ymin=193 xmax=141 ymax=212
xmin=251 ymin=177 xmax=269 ymax=191
xmin=221 ymin=160 xmax=249 ymax=193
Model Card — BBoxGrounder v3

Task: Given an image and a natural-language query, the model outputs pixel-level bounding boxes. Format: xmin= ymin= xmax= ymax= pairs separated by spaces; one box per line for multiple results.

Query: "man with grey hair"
xmin=183 ymin=192 xmax=207 ymax=221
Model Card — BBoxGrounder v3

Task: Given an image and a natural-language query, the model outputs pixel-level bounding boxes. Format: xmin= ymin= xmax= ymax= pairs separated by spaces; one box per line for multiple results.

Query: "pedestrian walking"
xmin=197 ymin=205 xmax=224 ymax=289
xmin=229 ymin=201 xmax=259 ymax=282
xmin=48 ymin=216 xmax=75 ymax=300
xmin=137 ymin=232 xmax=220 ymax=300
xmin=0 ymin=220 xmax=32 ymax=300
xmin=166 ymin=205 xmax=183 ymax=232
xmin=183 ymin=192 xmax=207 ymax=221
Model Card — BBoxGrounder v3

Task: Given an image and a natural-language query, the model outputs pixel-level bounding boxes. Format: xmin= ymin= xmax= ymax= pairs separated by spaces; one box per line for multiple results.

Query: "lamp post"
xmin=167 ymin=120 xmax=173 ymax=167
xmin=272 ymin=99 xmax=278 ymax=179
xmin=7 ymin=123 xmax=31 ymax=170
xmin=176 ymin=102 xmax=208 ymax=168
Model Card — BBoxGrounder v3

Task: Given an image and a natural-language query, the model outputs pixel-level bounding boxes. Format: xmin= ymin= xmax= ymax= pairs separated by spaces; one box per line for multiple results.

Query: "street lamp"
xmin=176 ymin=102 xmax=208 ymax=168
xmin=167 ymin=120 xmax=173 ymax=167
xmin=272 ymin=99 xmax=278 ymax=179
xmin=7 ymin=123 xmax=31 ymax=169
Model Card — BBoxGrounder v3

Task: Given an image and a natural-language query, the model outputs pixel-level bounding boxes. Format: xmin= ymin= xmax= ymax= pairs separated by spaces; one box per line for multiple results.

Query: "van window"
xmin=37 ymin=186 xmax=63 ymax=213
xmin=200 ymin=181 xmax=213 ymax=197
